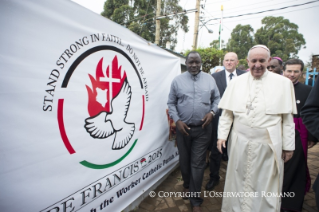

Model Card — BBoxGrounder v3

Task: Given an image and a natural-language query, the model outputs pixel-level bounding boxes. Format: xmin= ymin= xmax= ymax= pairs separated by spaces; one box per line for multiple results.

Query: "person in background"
xmin=205 ymin=52 xmax=246 ymax=191
xmin=281 ymin=58 xmax=317 ymax=212
xmin=167 ymin=51 xmax=220 ymax=212
xmin=301 ymin=68 xmax=315 ymax=85
xmin=301 ymin=78 xmax=319 ymax=210
xmin=267 ymin=56 xmax=283 ymax=75
xmin=307 ymin=73 xmax=314 ymax=86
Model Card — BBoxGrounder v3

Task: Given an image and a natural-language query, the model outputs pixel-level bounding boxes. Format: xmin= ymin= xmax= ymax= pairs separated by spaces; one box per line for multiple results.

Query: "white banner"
xmin=0 ymin=1 xmax=181 ymax=211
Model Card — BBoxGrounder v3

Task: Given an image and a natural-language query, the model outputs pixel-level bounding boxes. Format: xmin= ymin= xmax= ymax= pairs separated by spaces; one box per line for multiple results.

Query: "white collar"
xmin=225 ymin=69 xmax=237 ymax=76
xmin=248 ymin=69 xmax=269 ymax=82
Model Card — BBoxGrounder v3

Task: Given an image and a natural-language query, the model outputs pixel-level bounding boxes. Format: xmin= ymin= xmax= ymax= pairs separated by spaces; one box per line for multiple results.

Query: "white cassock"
xmin=218 ymin=70 xmax=297 ymax=212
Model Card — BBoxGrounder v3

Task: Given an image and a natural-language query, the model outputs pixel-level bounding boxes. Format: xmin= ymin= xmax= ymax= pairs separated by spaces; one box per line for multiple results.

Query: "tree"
xmin=238 ymin=59 xmax=248 ymax=68
xmin=210 ymin=39 xmax=226 ymax=50
xmin=101 ymin=0 xmax=188 ymax=50
xmin=185 ymin=48 xmax=225 ymax=73
xmin=255 ymin=16 xmax=306 ymax=61
xmin=226 ymin=24 xmax=255 ymax=60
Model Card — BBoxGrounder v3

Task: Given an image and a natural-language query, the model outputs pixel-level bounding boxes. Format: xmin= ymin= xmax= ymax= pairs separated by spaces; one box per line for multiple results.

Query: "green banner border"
xmin=79 ymin=139 xmax=138 ymax=169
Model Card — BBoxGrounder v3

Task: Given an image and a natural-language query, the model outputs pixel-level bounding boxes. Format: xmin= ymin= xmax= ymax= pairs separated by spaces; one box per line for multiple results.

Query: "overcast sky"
xmin=72 ymin=0 xmax=319 ymax=64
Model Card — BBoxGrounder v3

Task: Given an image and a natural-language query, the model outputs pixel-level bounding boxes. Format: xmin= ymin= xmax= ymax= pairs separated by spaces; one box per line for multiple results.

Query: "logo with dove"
xmin=57 ymin=46 xmax=145 ymax=169
xmin=84 ymin=56 xmax=135 ymax=150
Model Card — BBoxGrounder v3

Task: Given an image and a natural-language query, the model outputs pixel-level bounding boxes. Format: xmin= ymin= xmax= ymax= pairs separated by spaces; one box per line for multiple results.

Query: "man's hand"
xmin=308 ymin=141 xmax=315 ymax=149
xmin=176 ymin=120 xmax=190 ymax=136
xmin=217 ymin=139 xmax=226 ymax=154
xmin=201 ymin=112 xmax=214 ymax=128
xmin=282 ymin=150 xmax=294 ymax=163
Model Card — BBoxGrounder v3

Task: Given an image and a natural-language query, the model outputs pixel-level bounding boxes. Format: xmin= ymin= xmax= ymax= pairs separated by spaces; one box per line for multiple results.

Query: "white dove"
xmin=84 ymin=79 xmax=135 ymax=150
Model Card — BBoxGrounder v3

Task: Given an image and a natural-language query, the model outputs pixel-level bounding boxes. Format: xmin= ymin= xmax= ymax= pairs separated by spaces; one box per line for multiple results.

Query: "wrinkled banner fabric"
xmin=0 ymin=0 xmax=180 ymax=211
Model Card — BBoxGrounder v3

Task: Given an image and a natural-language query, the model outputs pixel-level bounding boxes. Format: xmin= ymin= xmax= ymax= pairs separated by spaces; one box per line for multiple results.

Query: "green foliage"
xmin=210 ymin=39 xmax=225 ymax=50
xmin=226 ymin=24 xmax=255 ymax=60
xmin=184 ymin=47 xmax=225 ymax=73
xmin=101 ymin=0 xmax=188 ymax=50
xmin=101 ymin=0 xmax=130 ymax=18
xmin=254 ymin=16 xmax=306 ymax=61
xmin=238 ymin=58 xmax=248 ymax=67
xmin=222 ymin=17 xmax=306 ymax=62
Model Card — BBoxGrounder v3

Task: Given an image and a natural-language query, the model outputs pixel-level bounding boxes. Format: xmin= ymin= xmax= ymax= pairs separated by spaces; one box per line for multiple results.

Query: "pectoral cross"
xmin=246 ymin=103 xmax=254 ymax=115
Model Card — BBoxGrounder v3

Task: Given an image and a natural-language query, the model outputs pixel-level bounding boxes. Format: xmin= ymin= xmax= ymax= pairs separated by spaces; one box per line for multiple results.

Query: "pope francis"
xmin=217 ymin=45 xmax=296 ymax=212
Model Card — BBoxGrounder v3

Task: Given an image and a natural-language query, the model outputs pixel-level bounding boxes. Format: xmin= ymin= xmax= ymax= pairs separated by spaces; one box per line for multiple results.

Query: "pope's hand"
xmin=282 ymin=150 xmax=294 ymax=163
xmin=217 ymin=139 xmax=226 ymax=154
xmin=176 ymin=120 xmax=190 ymax=136
xmin=201 ymin=112 xmax=214 ymax=128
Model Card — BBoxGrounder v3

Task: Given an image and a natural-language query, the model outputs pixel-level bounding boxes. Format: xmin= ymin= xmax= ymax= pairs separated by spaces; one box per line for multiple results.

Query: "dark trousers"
xmin=176 ymin=122 xmax=212 ymax=206
xmin=209 ymin=124 xmax=221 ymax=180
xmin=281 ymin=131 xmax=306 ymax=211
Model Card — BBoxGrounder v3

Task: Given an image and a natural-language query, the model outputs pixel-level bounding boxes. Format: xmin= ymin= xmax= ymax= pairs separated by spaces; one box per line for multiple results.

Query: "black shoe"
xmin=205 ymin=179 xmax=219 ymax=190
xmin=222 ymin=153 xmax=228 ymax=161
xmin=182 ymin=188 xmax=189 ymax=199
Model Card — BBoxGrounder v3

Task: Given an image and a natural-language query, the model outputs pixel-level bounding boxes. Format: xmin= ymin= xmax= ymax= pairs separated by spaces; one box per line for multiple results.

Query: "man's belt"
xmin=188 ymin=124 xmax=202 ymax=128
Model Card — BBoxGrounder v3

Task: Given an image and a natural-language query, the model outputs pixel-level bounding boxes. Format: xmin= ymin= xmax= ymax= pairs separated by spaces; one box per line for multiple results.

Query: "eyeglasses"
xmin=267 ymin=65 xmax=276 ymax=69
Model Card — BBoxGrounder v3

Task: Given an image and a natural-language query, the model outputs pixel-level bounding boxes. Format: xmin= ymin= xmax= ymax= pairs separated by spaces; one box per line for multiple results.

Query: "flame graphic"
xmin=86 ymin=56 xmax=127 ymax=117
